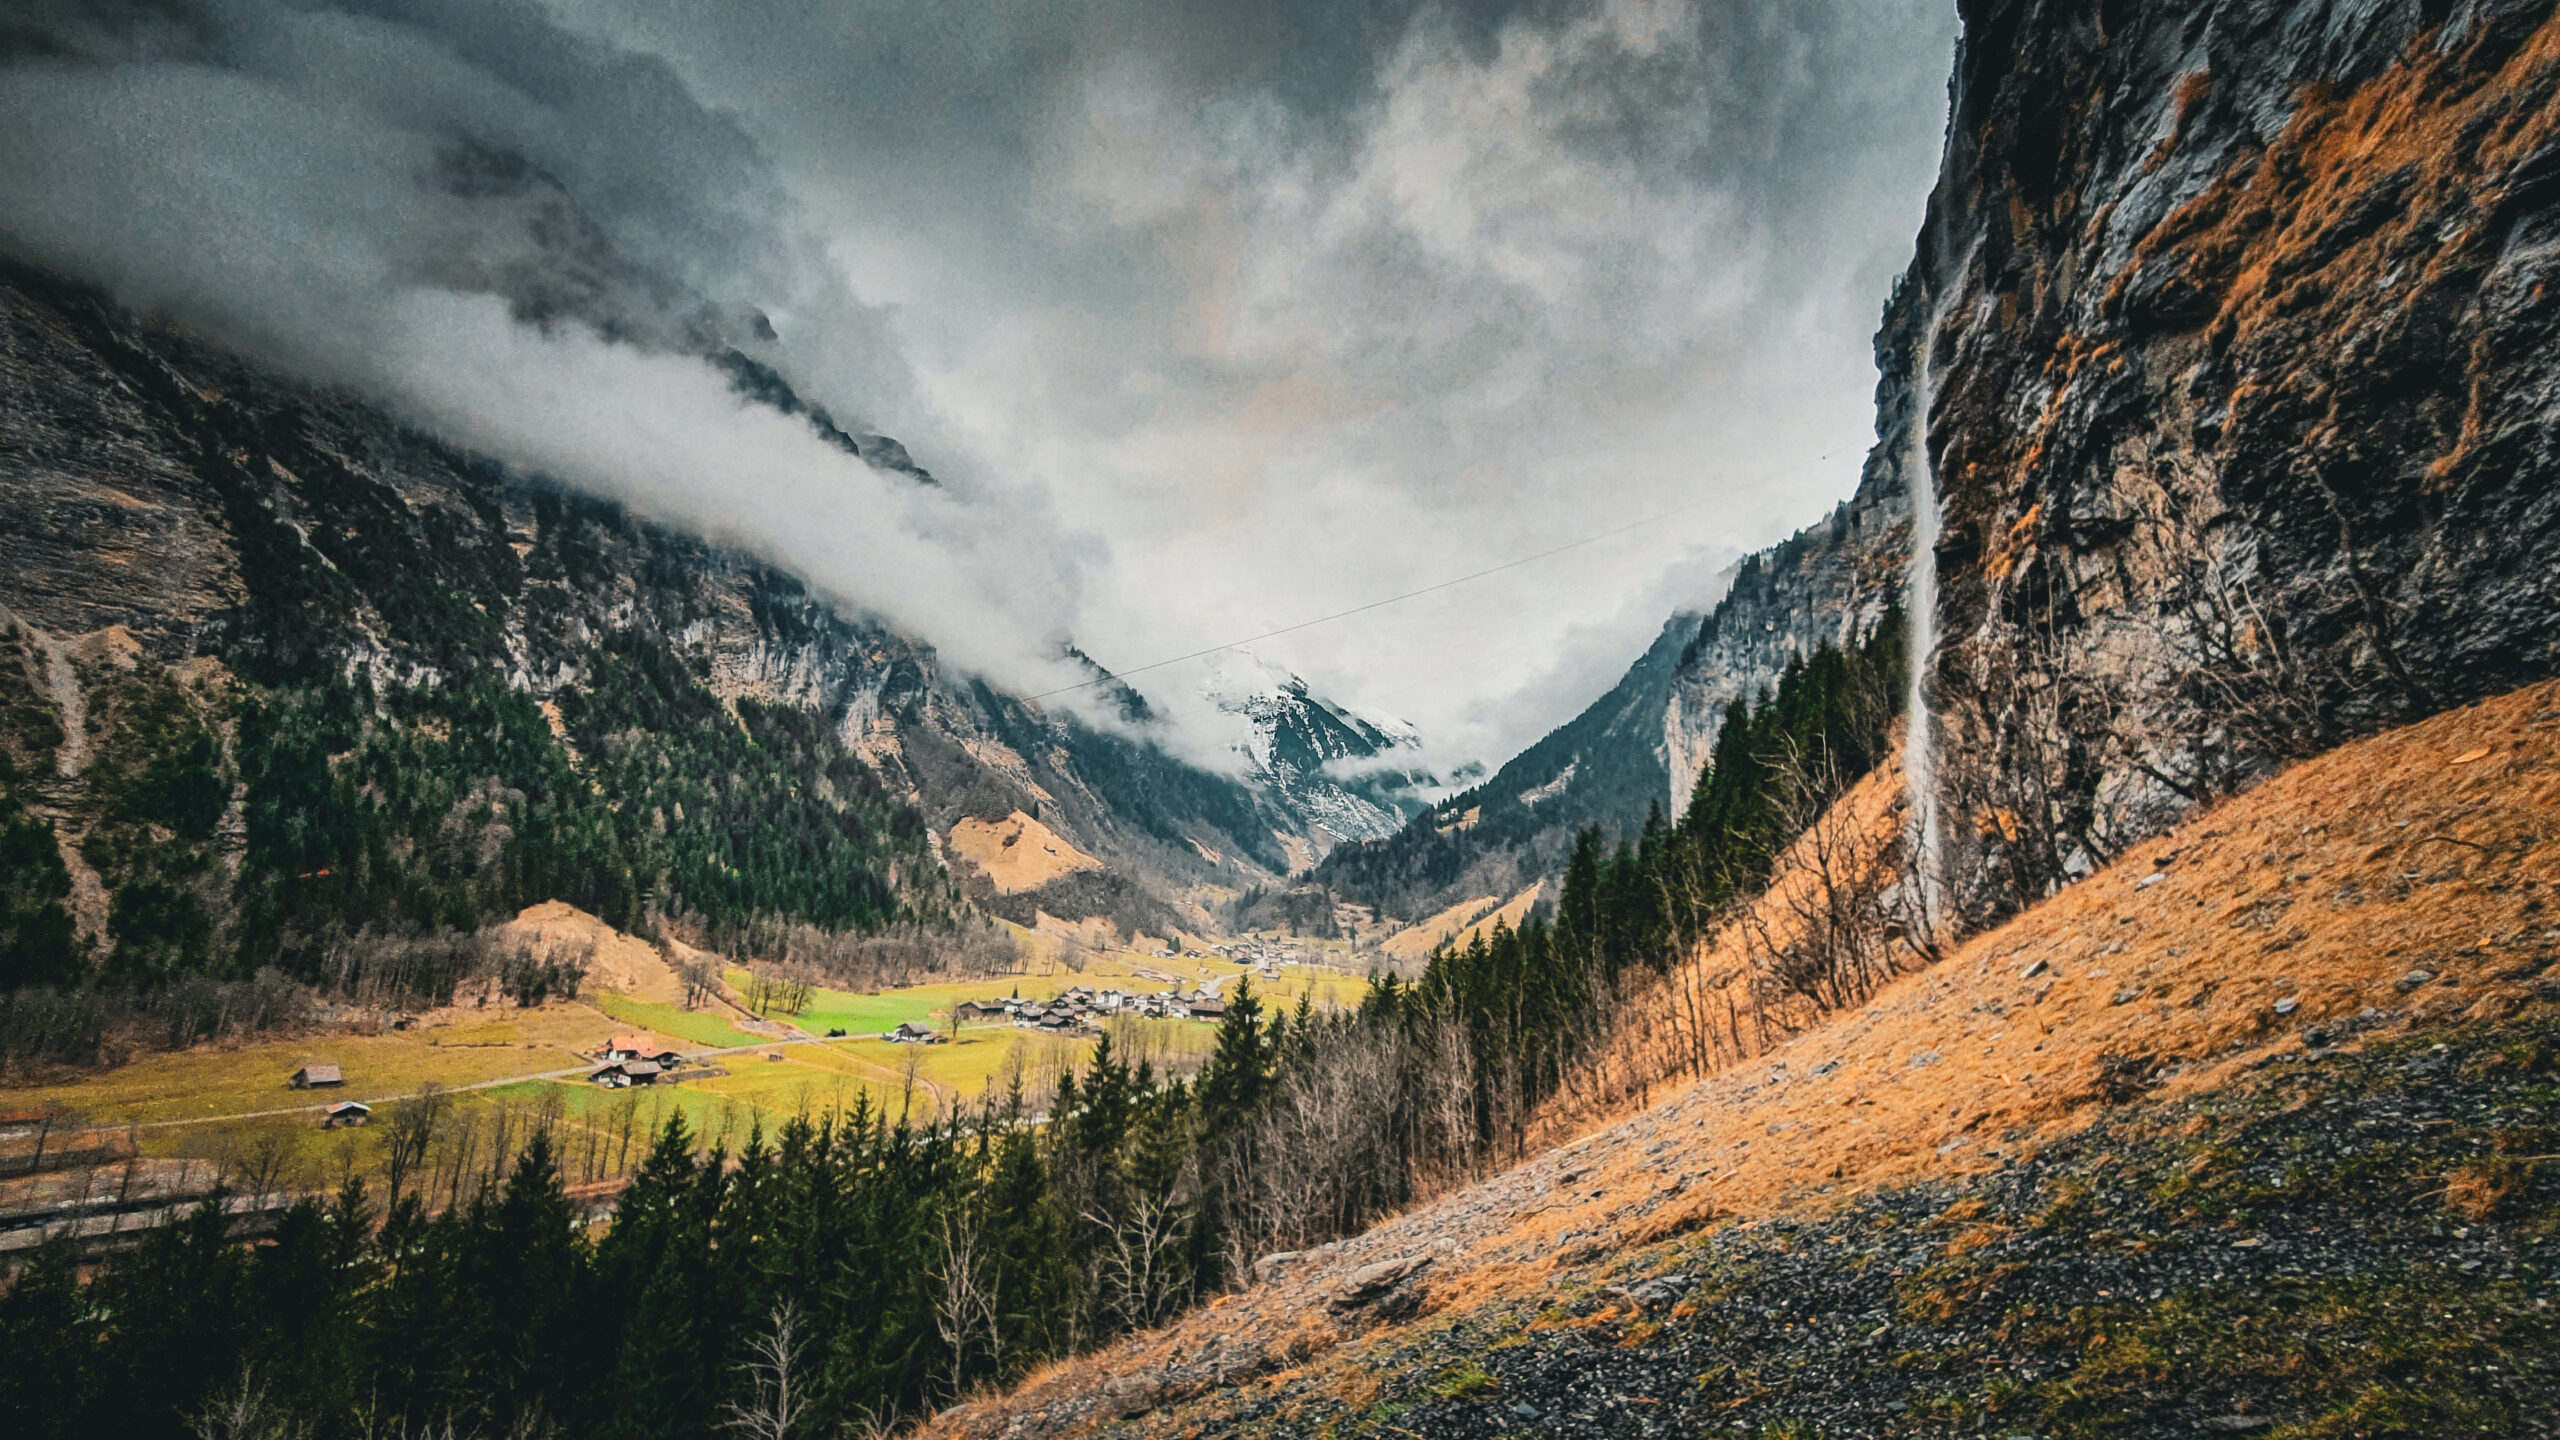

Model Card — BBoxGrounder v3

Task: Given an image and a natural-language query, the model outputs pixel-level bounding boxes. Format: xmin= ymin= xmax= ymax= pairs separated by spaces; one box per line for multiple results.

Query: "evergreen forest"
xmin=0 ymin=617 xmax=1908 ymax=1437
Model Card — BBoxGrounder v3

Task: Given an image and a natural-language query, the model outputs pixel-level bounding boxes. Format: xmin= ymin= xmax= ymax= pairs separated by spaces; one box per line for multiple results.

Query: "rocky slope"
xmin=1905 ymin=0 xmax=2560 ymax=926
xmin=0 ymin=259 xmax=1361 ymax=973
xmin=925 ymin=675 xmax=2560 ymax=1440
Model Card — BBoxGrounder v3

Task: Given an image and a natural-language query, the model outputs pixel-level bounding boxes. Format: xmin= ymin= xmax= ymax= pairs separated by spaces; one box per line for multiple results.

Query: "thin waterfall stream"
xmin=1902 ymin=274 xmax=1964 ymax=938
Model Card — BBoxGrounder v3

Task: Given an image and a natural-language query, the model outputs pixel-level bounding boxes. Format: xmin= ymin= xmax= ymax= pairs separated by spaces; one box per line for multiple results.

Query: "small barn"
xmin=290 ymin=1064 xmax=344 ymax=1089
xmin=322 ymin=1101 xmax=372 ymax=1129
xmin=884 ymin=1021 xmax=945 ymax=1044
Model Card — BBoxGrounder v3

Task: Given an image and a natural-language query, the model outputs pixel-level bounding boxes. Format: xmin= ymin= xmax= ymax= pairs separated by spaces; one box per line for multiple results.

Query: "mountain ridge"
xmin=0 ymin=256 xmax=1405 ymax=978
xmin=1317 ymin=481 xmax=1913 ymax=926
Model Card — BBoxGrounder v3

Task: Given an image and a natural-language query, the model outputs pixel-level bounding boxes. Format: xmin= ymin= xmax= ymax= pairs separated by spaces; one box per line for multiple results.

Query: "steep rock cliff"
xmin=1318 ymin=0 xmax=2560 ymax=945
xmin=1900 ymin=0 xmax=2560 ymax=925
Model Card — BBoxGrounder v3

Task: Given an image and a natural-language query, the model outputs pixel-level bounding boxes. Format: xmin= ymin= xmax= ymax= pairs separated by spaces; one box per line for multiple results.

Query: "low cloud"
xmin=0 ymin=0 xmax=1088 ymax=694
xmin=1 ymin=0 xmax=1958 ymax=769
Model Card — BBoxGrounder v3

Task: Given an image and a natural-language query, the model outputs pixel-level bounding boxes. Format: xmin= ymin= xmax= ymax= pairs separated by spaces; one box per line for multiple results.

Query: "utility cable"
xmin=1025 ymin=477 xmax=1815 ymax=705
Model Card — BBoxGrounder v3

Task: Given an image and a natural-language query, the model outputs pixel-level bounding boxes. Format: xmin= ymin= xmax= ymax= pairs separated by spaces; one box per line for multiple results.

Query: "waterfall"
xmin=1902 ymin=282 xmax=1956 ymax=937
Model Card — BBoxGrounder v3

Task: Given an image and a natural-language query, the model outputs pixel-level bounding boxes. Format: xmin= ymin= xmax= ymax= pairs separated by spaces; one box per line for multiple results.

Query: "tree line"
xmin=0 ymin=992 xmax=1313 ymax=1440
xmin=0 ymin=616 xmax=1914 ymax=1437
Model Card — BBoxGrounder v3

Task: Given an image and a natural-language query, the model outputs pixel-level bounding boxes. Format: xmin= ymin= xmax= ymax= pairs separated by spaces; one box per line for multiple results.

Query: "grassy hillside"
xmin=923 ymin=677 xmax=2560 ymax=1439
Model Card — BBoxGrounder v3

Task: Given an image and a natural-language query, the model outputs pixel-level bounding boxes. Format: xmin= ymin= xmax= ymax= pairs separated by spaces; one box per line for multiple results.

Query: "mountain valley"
xmin=5 ymin=0 xmax=2560 ymax=1437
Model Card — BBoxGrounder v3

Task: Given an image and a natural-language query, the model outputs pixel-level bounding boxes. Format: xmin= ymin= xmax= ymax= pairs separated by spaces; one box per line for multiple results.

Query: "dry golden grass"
xmin=950 ymin=810 xmax=1104 ymax=894
xmin=1524 ymin=755 xmax=1916 ymax=1149
xmin=496 ymin=900 xmax=680 ymax=1002
xmin=1541 ymin=676 xmax=2560 ymax=1228
xmin=1449 ymin=882 xmax=1544 ymax=955
xmin=921 ymin=678 xmax=2560 ymax=1440
xmin=0 ymin=1002 xmax=622 ymax=1126
xmin=1378 ymin=893 xmax=1504 ymax=962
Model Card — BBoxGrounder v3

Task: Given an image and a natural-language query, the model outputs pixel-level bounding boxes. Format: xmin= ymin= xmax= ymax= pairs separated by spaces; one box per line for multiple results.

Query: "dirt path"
xmin=129 ymin=1035 xmax=839 ymax=1129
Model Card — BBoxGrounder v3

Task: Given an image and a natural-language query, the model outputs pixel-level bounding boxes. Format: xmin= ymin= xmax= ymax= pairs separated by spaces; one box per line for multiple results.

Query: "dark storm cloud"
xmin=0 ymin=0 xmax=1959 ymax=770
xmin=0 ymin=0 xmax=1091 ymax=689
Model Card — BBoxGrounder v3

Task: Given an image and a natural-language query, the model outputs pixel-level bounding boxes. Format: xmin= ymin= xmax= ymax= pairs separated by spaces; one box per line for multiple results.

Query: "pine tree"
xmin=1194 ymin=977 xmax=1269 ymax=1134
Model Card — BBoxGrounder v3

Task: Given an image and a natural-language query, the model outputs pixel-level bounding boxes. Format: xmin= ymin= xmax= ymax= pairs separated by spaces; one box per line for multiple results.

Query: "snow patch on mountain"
xmin=1196 ymin=654 xmax=1434 ymax=859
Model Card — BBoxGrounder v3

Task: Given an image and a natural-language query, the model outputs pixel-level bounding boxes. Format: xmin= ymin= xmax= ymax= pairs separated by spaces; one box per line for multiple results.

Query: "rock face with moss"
xmin=0 ymin=262 xmax=1322 ymax=988
xmin=1902 ymin=0 xmax=2560 ymax=924
xmin=1325 ymin=2 xmax=2560 ymax=936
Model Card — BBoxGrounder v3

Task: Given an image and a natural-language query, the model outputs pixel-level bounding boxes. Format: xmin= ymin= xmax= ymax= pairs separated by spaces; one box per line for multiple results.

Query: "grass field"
xmin=1255 ymin=963 xmax=1369 ymax=1013
xmin=0 ymin=1003 xmax=615 ymax=1126
xmin=777 ymin=981 xmax=967 ymax=1037
xmin=1 ymin=930 xmax=1369 ymax=1206
xmin=590 ymin=994 xmax=768 ymax=1048
xmin=831 ymin=1033 xmax=1040 ymax=1095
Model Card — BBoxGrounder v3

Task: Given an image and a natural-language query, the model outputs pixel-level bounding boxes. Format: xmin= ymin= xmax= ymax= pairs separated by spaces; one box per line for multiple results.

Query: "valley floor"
xmin=1 ymin=920 xmax=1367 ymax=1247
xmin=926 ymin=680 xmax=2560 ymax=1440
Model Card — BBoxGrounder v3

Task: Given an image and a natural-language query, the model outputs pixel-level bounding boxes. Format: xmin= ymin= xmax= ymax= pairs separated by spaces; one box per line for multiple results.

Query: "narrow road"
xmin=130 ymin=1034 xmax=833 ymax=1129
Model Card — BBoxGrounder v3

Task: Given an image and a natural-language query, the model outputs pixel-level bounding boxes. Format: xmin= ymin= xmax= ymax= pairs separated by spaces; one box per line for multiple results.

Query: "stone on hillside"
xmin=1327 ymin=1253 xmax=1433 ymax=1313
xmin=1099 ymin=1376 xmax=1159 ymax=1419
xmin=2397 ymin=970 xmax=2434 ymax=993
xmin=1618 ymin=1273 xmax=1690 ymax=1307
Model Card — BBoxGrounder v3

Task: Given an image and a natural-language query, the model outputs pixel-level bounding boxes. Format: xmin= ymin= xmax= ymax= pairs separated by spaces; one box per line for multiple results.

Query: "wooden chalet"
xmin=589 ymin=1060 xmax=663 ymax=1089
xmin=290 ymin=1064 xmax=344 ymax=1089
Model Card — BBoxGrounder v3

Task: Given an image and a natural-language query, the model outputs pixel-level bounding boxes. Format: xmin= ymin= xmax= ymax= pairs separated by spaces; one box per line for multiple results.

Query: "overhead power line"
xmin=1025 ymin=461 xmax=1842 ymax=705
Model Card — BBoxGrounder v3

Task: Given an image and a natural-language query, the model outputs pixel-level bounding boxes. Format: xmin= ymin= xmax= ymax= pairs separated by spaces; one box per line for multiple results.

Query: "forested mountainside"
xmin=0 ymin=260 xmax=1343 ymax=992
xmin=1907 ymin=0 xmax=2560 ymax=927
xmin=1317 ymin=488 xmax=1910 ymax=925
xmin=1311 ymin=612 xmax=1706 ymax=920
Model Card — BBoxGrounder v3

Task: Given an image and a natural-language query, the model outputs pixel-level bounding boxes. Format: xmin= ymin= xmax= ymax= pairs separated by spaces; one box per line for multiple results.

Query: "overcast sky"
xmin=0 ymin=0 xmax=1957 ymax=777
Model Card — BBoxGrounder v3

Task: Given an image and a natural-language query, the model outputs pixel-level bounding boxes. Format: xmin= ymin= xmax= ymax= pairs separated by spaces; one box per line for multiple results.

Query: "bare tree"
xmin=929 ymin=1204 xmax=1003 ymax=1392
xmin=1085 ymin=1190 xmax=1191 ymax=1333
xmin=236 ymin=1129 xmax=300 ymax=1212
xmin=898 ymin=1043 xmax=926 ymax=1123
xmin=723 ymin=1301 xmax=810 ymax=1440
xmin=191 ymin=1368 xmax=302 ymax=1440
xmin=678 ymin=958 xmax=722 ymax=1012
xmin=1727 ymin=736 xmax=1910 ymax=1022
xmin=382 ymin=1084 xmax=446 ymax=1208
xmin=741 ymin=962 xmax=818 ymax=1018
